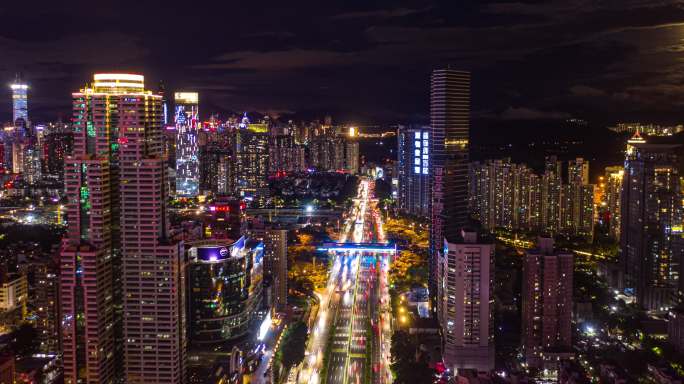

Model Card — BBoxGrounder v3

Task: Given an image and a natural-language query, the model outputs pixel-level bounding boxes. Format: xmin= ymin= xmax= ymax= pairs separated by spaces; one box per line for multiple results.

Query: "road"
xmin=298 ymin=179 xmax=393 ymax=384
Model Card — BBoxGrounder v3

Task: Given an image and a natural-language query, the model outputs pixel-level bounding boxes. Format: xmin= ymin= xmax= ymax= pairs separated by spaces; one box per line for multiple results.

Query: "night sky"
xmin=3 ymin=1 xmax=684 ymax=127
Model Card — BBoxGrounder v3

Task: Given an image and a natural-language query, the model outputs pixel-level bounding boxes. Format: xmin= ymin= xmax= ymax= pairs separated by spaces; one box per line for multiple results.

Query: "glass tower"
xmin=175 ymin=92 xmax=200 ymax=196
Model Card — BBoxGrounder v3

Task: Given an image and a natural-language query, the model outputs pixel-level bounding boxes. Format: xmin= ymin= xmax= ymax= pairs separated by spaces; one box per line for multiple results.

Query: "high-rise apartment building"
xmin=60 ymin=74 xmax=185 ymax=384
xmin=563 ymin=158 xmax=594 ymax=236
xmin=541 ymin=156 xmax=562 ymax=233
xmin=430 ymin=69 xmax=471 ymax=308
xmin=397 ymin=125 xmax=430 ymax=218
xmin=34 ymin=258 xmax=60 ymax=354
xmin=175 ymin=92 xmax=200 ymax=196
xmin=469 ymin=158 xmax=541 ymax=231
xmin=620 ymin=141 xmax=683 ymax=310
xmin=522 ymin=237 xmax=573 ymax=368
xmin=120 ymin=82 xmax=186 ymax=384
xmin=603 ymin=166 xmax=624 ymax=240
xmin=441 ymin=230 xmax=494 ymax=372
xmin=43 ymin=131 xmax=74 ymax=180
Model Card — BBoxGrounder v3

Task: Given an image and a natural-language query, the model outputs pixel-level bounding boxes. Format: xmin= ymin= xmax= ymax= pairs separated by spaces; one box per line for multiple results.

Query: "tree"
xmin=278 ymin=321 xmax=308 ymax=369
xmin=390 ymin=331 xmax=433 ymax=384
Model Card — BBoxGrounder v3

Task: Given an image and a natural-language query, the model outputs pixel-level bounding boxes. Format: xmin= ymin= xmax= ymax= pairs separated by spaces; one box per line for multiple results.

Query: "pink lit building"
xmin=60 ymin=74 xmax=185 ymax=384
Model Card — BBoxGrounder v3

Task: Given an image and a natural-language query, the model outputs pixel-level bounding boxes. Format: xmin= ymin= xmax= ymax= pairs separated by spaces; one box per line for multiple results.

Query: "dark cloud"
xmin=0 ymin=1 xmax=683 ymax=126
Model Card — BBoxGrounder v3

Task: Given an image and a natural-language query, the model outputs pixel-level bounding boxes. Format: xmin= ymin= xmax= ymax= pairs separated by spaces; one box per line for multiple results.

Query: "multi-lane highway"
xmin=299 ymin=179 xmax=392 ymax=384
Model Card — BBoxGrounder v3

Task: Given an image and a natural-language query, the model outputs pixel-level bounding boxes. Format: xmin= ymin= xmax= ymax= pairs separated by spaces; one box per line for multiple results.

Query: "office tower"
xmin=10 ymin=73 xmax=28 ymax=126
xmin=430 ymin=69 xmax=471 ymax=309
xmin=541 ymin=156 xmax=562 ymax=233
xmin=186 ymin=237 xmax=264 ymax=345
xmin=264 ymin=228 xmax=288 ymax=311
xmin=441 ymin=230 xmax=494 ymax=372
xmin=175 ymin=92 xmax=200 ymax=197
xmin=61 ymin=73 xmax=185 ymax=384
xmin=397 ymin=125 xmax=430 ymax=217
xmin=345 ymin=138 xmax=359 ymax=174
xmin=620 ymin=140 xmax=683 ymax=310
xmin=603 ymin=166 xmax=624 ymax=240
xmin=235 ymin=115 xmax=270 ymax=202
xmin=522 ymin=237 xmax=573 ymax=368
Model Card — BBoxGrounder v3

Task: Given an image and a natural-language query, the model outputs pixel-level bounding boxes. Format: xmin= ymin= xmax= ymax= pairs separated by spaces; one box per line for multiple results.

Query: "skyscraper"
xmin=264 ymin=228 xmax=288 ymax=311
xmin=397 ymin=125 xmax=430 ymax=217
xmin=620 ymin=140 xmax=683 ymax=310
xmin=344 ymin=138 xmax=359 ymax=174
xmin=541 ymin=156 xmax=562 ymax=233
xmin=60 ymin=74 xmax=185 ymax=384
xmin=522 ymin=237 xmax=573 ymax=368
xmin=61 ymin=73 xmax=132 ymax=384
xmin=603 ymin=166 xmax=624 ymax=239
xmin=175 ymin=92 xmax=200 ymax=196
xmin=441 ymin=231 xmax=495 ymax=372
xmin=235 ymin=115 xmax=270 ymax=202
xmin=120 ymin=82 xmax=186 ymax=384
xmin=10 ymin=74 xmax=28 ymax=126
xmin=430 ymin=69 xmax=471 ymax=313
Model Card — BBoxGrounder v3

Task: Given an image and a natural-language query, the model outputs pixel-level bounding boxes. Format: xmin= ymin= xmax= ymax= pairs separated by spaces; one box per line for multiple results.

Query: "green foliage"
xmin=390 ymin=331 xmax=433 ymax=384
xmin=277 ymin=321 xmax=308 ymax=369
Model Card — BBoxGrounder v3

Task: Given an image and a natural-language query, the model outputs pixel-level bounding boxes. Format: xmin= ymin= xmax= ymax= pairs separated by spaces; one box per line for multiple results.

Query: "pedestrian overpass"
xmin=316 ymin=242 xmax=397 ymax=254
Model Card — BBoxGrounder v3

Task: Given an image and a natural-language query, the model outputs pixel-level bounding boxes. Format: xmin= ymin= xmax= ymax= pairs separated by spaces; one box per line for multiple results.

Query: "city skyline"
xmin=0 ymin=3 xmax=683 ymax=384
xmin=4 ymin=2 xmax=684 ymax=125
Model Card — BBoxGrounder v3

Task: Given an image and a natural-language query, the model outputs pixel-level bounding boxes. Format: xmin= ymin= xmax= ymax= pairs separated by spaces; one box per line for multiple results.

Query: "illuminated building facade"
xmin=603 ymin=166 xmax=624 ymax=239
xmin=269 ymin=135 xmax=306 ymax=174
xmin=43 ymin=131 xmax=74 ymax=180
xmin=563 ymin=158 xmax=594 ymax=237
xmin=541 ymin=156 xmax=563 ymax=233
xmin=10 ymin=74 xmax=28 ymax=125
xmin=345 ymin=139 xmax=359 ymax=174
xmin=620 ymin=142 xmax=683 ymax=310
xmin=235 ymin=115 xmax=270 ymax=202
xmin=175 ymin=92 xmax=200 ymax=196
xmin=187 ymin=237 xmax=264 ymax=345
xmin=397 ymin=125 xmax=430 ymax=217
xmin=470 ymin=158 xmax=539 ymax=230
xmin=200 ymin=143 xmax=233 ymax=195
xmin=441 ymin=231 xmax=495 ymax=372
xmin=522 ymin=237 xmax=573 ymax=368
xmin=264 ymin=228 xmax=288 ymax=311
xmin=430 ymin=69 xmax=471 ymax=312
xmin=60 ymin=74 xmax=185 ymax=384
